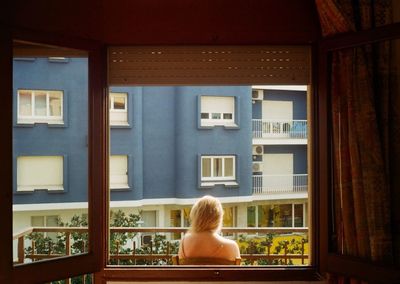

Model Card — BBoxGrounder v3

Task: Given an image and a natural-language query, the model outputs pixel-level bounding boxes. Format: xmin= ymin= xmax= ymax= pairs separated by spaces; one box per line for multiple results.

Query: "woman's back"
xmin=179 ymin=231 xmax=240 ymax=261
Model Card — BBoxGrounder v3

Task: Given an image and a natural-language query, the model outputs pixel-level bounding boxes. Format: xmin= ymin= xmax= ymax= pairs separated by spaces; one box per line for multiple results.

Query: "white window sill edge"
xmin=17 ymin=120 xmax=64 ymax=125
xmin=110 ymin=122 xmax=130 ymax=127
xmin=200 ymin=122 xmax=239 ymax=129
xmin=17 ymin=187 xmax=64 ymax=192
xmin=110 ymin=185 xmax=130 ymax=191
xmin=200 ymin=181 xmax=238 ymax=188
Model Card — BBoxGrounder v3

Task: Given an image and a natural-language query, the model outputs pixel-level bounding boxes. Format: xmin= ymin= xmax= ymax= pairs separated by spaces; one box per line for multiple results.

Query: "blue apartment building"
xmin=12 ymin=57 xmax=308 ymax=236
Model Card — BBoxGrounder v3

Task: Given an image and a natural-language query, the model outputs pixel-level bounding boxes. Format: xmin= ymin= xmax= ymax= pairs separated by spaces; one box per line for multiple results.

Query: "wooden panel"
xmin=109 ymin=46 xmax=311 ymax=85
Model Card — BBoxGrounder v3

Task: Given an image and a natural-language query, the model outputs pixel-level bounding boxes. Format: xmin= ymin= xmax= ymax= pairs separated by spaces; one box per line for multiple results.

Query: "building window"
xmin=109 ymin=155 xmax=129 ymax=189
xmin=17 ymin=90 xmax=63 ymax=124
xmin=200 ymin=96 xmax=235 ymax=127
xmin=17 ymin=156 xmax=64 ymax=192
xmin=200 ymin=155 xmax=237 ymax=186
xmin=250 ymin=203 xmax=306 ymax=228
xmin=109 ymin=92 xmax=128 ymax=126
xmin=31 ymin=215 xmax=59 ymax=239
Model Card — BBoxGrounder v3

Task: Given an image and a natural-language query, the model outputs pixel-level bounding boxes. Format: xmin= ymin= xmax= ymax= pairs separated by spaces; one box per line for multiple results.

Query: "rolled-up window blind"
xmin=108 ymin=46 xmax=310 ymax=85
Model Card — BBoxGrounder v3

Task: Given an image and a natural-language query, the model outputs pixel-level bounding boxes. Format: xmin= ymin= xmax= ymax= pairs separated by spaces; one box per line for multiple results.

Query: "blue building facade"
xmin=12 ymin=58 xmax=308 ymax=232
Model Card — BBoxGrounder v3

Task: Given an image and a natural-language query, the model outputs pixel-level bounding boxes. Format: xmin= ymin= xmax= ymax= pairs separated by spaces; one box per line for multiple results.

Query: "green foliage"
xmin=238 ymin=234 xmax=308 ymax=266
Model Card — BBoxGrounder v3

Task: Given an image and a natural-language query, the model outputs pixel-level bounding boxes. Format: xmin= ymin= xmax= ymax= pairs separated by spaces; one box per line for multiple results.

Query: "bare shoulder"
xmin=217 ymin=235 xmax=240 ymax=257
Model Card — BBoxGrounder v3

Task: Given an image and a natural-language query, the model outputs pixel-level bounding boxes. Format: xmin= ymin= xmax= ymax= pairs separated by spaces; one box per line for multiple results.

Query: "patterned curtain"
xmin=315 ymin=0 xmax=399 ymax=282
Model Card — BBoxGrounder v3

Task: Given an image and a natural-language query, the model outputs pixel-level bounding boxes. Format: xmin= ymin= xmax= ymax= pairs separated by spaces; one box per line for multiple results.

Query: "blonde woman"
xmin=178 ymin=195 xmax=240 ymax=262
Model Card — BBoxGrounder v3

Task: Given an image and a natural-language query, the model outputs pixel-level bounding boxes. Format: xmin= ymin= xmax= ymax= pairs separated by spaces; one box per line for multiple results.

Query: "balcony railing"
xmin=253 ymin=174 xmax=308 ymax=195
xmin=252 ymin=119 xmax=307 ymax=139
xmin=13 ymin=227 xmax=308 ymax=266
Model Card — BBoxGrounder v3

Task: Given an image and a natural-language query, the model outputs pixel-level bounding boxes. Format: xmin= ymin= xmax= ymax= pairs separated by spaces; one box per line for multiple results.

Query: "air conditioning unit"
xmin=252 ymin=145 xmax=264 ymax=155
xmin=142 ymin=234 xmax=153 ymax=245
xmin=252 ymin=162 xmax=263 ymax=172
xmin=252 ymin=89 xmax=263 ymax=101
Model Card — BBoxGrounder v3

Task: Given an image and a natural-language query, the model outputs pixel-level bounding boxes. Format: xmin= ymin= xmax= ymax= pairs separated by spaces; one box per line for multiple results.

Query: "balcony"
xmin=253 ymin=174 xmax=308 ymax=196
xmin=13 ymin=227 xmax=309 ymax=266
xmin=252 ymin=119 xmax=307 ymax=145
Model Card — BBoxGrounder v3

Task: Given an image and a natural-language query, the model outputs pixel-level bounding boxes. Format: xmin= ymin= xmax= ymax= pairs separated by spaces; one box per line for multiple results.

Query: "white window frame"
xmin=17 ymin=89 xmax=64 ymax=124
xmin=201 ymin=155 xmax=236 ymax=186
xmin=109 ymin=92 xmax=129 ymax=126
xmin=200 ymin=96 xmax=235 ymax=127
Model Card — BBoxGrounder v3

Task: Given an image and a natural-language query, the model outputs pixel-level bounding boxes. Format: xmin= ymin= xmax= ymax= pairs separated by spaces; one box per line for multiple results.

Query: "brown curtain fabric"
xmin=315 ymin=0 xmax=398 ymax=280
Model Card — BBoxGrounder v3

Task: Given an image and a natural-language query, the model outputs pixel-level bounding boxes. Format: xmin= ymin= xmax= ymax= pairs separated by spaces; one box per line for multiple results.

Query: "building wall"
xmin=13 ymin=58 xmax=89 ymax=205
xmin=252 ymin=89 xmax=307 ymax=120
xmin=13 ymin=59 xmax=253 ymax=204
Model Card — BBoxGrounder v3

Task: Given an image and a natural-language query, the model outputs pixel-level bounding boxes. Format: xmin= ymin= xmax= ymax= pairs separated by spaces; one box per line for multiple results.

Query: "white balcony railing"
xmin=252 ymin=119 xmax=307 ymax=139
xmin=253 ymin=174 xmax=308 ymax=195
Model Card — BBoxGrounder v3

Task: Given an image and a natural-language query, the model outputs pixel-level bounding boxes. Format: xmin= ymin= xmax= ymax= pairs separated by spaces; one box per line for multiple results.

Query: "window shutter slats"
xmin=108 ymin=46 xmax=311 ymax=85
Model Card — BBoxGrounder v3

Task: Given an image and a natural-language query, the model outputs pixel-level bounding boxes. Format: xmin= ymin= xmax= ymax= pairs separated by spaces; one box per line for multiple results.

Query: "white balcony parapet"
xmin=252 ymin=119 xmax=307 ymax=139
xmin=253 ymin=174 xmax=308 ymax=195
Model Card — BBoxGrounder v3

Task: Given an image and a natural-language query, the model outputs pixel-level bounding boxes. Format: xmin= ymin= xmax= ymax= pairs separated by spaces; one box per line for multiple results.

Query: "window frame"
xmin=201 ymin=155 xmax=236 ymax=182
xmin=0 ymin=34 xmax=323 ymax=282
xmin=109 ymin=92 xmax=129 ymax=126
xmin=101 ymin=46 xmax=318 ymax=282
xmin=17 ymin=89 xmax=64 ymax=125
xmin=4 ymin=30 xmax=107 ymax=284
xmin=199 ymin=95 xmax=237 ymax=128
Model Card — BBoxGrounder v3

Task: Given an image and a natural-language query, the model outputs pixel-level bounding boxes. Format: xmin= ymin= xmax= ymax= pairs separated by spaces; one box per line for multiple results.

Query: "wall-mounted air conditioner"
xmin=252 ymin=162 xmax=263 ymax=172
xmin=142 ymin=234 xmax=153 ymax=245
xmin=252 ymin=89 xmax=263 ymax=101
xmin=252 ymin=145 xmax=264 ymax=155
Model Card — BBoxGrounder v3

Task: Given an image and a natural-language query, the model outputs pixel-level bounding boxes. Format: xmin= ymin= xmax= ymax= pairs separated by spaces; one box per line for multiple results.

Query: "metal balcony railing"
xmin=13 ymin=227 xmax=309 ymax=266
xmin=252 ymin=119 xmax=307 ymax=139
xmin=253 ymin=174 xmax=308 ymax=195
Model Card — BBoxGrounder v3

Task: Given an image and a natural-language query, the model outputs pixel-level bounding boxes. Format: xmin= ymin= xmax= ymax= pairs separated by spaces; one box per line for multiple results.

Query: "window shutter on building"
xmin=108 ymin=46 xmax=311 ymax=85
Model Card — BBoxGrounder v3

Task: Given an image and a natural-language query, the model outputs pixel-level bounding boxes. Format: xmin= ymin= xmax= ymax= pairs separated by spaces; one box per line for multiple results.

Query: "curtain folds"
xmin=315 ymin=0 xmax=398 ymax=282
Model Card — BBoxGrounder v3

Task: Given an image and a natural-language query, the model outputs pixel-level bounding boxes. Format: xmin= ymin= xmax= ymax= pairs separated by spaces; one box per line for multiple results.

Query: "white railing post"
xmin=252 ymin=119 xmax=307 ymax=139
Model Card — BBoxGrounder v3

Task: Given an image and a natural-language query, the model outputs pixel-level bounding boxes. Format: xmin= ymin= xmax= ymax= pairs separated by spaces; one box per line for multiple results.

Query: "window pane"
xmin=258 ymin=205 xmax=270 ymax=227
xmin=49 ymin=91 xmax=62 ymax=116
xmin=223 ymin=207 xmax=234 ymax=227
xmin=13 ymin=51 xmax=89 ymax=267
xmin=114 ymin=97 xmax=125 ymax=110
xmin=108 ymin=84 xmax=310 ymax=266
xmin=34 ymin=92 xmax=47 ymax=116
xmin=18 ymin=91 xmax=32 ymax=116
xmin=211 ymin=113 xmax=221 ymax=119
xmin=247 ymin=206 xmax=256 ymax=227
xmin=170 ymin=210 xmax=181 ymax=239
xmin=200 ymin=113 xmax=209 ymax=119
xmin=276 ymin=204 xmax=292 ymax=227
xmin=223 ymin=113 xmax=232 ymax=120
xmin=31 ymin=216 xmax=44 ymax=227
xmin=141 ymin=211 xmax=156 ymax=227
xmin=201 ymin=158 xmax=211 ymax=177
xmin=183 ymin=208 xmax=191 ymax=227
xmin=224 ymin=157 xmax=233 ymax=177
xmin=213 ymin=158 xmax=222 ymax=177
xmin=294 ymin=204 xmax=304 ymax=227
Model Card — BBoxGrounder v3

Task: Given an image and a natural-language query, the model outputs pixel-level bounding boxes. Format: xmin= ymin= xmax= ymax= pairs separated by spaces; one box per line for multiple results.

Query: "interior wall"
xmin=108 ymin=281 xmax=326 ymax=284
xmin=11 ymin=0 xmax=319 ymax=45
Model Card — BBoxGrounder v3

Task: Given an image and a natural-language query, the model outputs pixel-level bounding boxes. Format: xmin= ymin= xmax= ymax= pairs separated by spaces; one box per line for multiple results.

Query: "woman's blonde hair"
xmin=190 ymin=195 xmax=223 ymax=233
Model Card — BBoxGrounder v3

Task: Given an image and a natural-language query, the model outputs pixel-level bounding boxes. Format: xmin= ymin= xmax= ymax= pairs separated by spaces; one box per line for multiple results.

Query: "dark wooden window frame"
xmin=318 ymin=22 xmax=400 ymax=284
xmin=96 ymin=47 xmax=322 ymax=282
xmin=0 ymin=27 xmax=108 ymax=284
